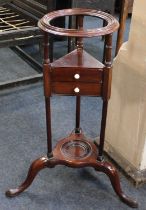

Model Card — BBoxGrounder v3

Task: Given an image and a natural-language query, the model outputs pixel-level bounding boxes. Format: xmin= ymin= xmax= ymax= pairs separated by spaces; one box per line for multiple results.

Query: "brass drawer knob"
xmin=74 ymin=87 xmax=80 ymax=93
xmin=74 ymin=74 xmax=80 ymax=79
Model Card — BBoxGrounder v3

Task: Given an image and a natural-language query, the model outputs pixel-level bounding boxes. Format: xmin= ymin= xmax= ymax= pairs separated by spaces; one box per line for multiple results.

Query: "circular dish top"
xmin=38 ymin=8 xmax=119 ymax=37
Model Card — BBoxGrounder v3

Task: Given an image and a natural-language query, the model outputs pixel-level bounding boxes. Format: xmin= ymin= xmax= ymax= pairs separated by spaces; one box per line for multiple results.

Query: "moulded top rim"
xmin=38 ymin=8 xmax=119 ymax=37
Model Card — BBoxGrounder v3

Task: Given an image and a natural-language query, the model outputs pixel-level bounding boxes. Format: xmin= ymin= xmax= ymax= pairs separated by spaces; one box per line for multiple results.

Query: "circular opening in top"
xmin=38 ymin=8 xmax=119 ymax=37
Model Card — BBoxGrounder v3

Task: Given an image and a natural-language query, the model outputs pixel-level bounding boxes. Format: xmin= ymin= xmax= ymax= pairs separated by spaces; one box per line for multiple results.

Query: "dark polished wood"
xmin=38 ymin=8 xmax=119 ymax=37
xmin=6 ymin=9 xmax=138 ymax=208
xmin=51 ymin=49 xmax=103 ymax=96
xmin=51 ymin=81 xmax=102 ymax=96
xmin=6 ymin=131 xmax=138 ymax=208
xmin=71 ymin=0 xmax=129 ymax=55
xmin=115 ymin=0 xmax=129 ymax=55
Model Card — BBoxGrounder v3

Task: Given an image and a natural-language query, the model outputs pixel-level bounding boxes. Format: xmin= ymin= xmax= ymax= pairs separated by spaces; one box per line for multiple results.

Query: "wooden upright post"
xmin=99 ymin=33 xmax=112 ymax=160
xmin=43 ymin=32 xmax=52 ymax=157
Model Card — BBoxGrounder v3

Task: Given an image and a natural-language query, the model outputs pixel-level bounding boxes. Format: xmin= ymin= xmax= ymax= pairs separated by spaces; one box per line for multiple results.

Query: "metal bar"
xmin=0 ymin=3 xmax=43 ymax=89
xmin=7 ymin=3 xmax=38 ymax=22
xmin=0 ymin=10 xmax=11 ymax=13
xmin=1 ymin=28 xmax=16 ymax=32
xmin=0 ymin=36 xmax=41 ymax=47
xmin=7 ymin=19 xmax=25 ymax=23
xmin=0 ymin=12 xmax=15 ymax=15
xmin=0 ymin=14 xmax=33 ymax=31
xmin=3 ymin=15 xmax=19 ymax=20
xmin=15 ymin=21 xmax=30 ymax=26
xmin=11 ymin=46 xmax=42 ymax=73
xmin=0 ymin=8 xmax=9 ymax=11
xmin=0 ymin=27 xmax=40 ymax=40
xmin=15 ymin=26 xmax=34 ymax=29
xmin=0 ymin=16 xmax=19 ymax=30
xmin=0 ymin=26 xmax=11 ymax=28
xmin=0 ymin=7 xmax=9 ymax=10
xmin=0 ymin=74 xmax=42 ymax=90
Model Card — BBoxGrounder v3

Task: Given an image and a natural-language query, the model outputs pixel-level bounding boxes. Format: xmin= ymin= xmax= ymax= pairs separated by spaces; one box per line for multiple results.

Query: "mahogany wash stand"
xmin=6 ymin=8 xmax=138 ymax=208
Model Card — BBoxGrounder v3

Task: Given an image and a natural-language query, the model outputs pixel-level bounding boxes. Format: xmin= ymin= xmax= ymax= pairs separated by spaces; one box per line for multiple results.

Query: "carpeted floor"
xmin=0 ymin=82 xmax=146 ymax=210
xmin=0 ymin=48 xmax=37 ymax=83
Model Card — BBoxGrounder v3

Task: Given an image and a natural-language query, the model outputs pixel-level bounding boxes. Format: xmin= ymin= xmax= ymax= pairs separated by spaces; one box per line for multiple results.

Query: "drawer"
xmin=51 ymin=82 xmax=102 ymax=96
xmin=51 ymin=67 xmax=103 ymax=83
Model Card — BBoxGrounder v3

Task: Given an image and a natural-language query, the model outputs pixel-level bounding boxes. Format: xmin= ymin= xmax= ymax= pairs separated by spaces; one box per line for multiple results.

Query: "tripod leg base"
xmin=94 ymin=161 xmax=138 ymax=208
xmin=5 ymin=156 xmax=57 ymax=197
xmin=5 ymin=132 xmax=138 ymax=208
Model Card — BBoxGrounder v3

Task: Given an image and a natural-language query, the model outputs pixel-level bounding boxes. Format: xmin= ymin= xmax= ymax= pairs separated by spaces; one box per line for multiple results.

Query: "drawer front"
xmin=51 ymin=82 xmax=102 ymax=96
xmin=51 ymin=67 xmax=103 ymax=83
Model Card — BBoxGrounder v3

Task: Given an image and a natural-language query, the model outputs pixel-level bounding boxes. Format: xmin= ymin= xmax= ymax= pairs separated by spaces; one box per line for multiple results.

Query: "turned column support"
xmin=43 ymin=32 xmax=52 ymax=156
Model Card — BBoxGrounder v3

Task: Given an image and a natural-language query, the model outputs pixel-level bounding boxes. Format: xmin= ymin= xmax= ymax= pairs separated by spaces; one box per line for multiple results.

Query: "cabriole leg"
xmin=94 ymin=161 xmax=138 ymax=208
xmin=5 ymin=156 xmax=57 ymax=197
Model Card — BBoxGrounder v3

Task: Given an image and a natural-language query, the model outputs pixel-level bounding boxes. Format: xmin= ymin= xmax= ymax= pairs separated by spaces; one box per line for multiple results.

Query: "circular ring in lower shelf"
xmin=61 ymin=140 xmax=92 ymax=160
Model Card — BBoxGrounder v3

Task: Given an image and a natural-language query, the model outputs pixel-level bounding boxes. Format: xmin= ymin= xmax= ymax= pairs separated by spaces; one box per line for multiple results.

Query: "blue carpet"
xmin=0 ymin=83 xmax=145 ymax=210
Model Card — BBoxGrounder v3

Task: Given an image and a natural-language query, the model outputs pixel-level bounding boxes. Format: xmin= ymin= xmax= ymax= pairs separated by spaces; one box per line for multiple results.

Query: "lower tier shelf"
xmin=5 ymin=130 xmax=138 ymax=208
xmin=53 ymin=131 xmax=98 ymax=166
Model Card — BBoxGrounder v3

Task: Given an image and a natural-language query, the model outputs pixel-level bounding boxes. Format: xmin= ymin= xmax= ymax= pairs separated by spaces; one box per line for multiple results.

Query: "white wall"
xmin=105 ymin=0 xmax=146 ymax=170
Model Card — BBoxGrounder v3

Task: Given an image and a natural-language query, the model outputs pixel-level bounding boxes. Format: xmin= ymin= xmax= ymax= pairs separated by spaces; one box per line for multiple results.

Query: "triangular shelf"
xmin=51 ymin=49 xmax=104 ymax=69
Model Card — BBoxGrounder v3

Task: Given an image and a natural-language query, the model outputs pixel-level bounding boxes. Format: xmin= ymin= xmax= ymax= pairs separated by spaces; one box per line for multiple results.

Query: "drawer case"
xmin=50 ymin=49 xmax=104 ymax=96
